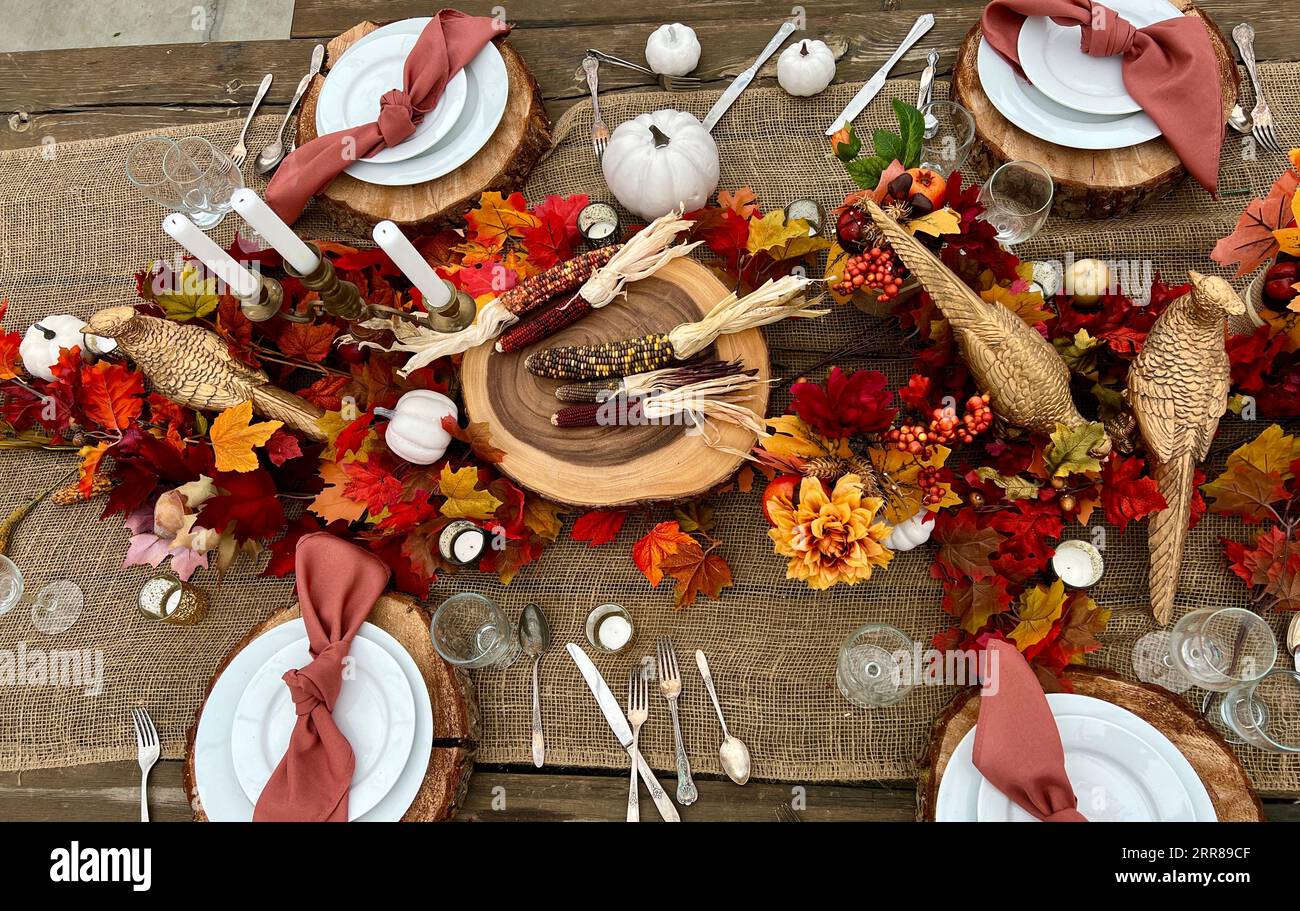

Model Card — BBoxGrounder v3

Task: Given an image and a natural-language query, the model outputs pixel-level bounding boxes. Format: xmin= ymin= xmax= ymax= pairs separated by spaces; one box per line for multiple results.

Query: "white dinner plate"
xmin=976 ymin=715 xmax=1196 ymax=821
xmin=1017 ymin=0 xmax=1183 ymax=116
xmin=935 ymin=693 xmax=1216 ymax=821
xmin=326 ymin=18 xmax=509 ymax=186
xmin=977 ymin=36 xmax=1161 ymax=149
xmin=317 ymin=33 xmax=467 ymax=164
xmin=193 ymin=620 xmax=433 ymax=822
xmin=230 ymin=634 xmax=415 ymax=820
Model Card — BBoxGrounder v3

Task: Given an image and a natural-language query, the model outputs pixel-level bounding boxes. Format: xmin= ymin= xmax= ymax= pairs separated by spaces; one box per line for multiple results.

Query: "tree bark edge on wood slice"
xmin=952 ymin=3 xmax=1236 ymax=219
xmin=460 ymin=257 xmax=771 ymax=509
xmin=294 ymin=21 xmax=552 ymax=234
xmin=916 ymin=666 xmax=1266 ymax=822
xmin=182 ymin=592 xmax=477 ymax=822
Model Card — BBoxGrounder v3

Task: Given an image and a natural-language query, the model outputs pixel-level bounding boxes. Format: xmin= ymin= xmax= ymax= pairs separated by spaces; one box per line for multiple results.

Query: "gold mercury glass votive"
xmin=137 ymin=573 xmax=209 ymax=626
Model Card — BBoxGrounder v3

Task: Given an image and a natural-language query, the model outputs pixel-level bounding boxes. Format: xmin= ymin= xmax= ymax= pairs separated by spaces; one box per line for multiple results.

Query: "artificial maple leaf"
xmin=78 ymin=360 xmax=145 ymax=432
xmin=519 ymin=193 xmax=588 ymax=269
xmin=717 ymin=187 xmax=759 ymax=219
xmin=196 ymin=468 xmax=286 ymax=543
xmin=466 ymin=191 xmax=541 ymax=249
xmin=480 ymin=534 xmax=546 ymax=586
xmin=343 ymin=457 xmax=404 ymax=513
xmin=522 ymin=495 xmax=565 ymax=541
xmin=673 ymin=501 xmax=715 ymax=535
xmin=761 ymin=415 xmax=850 ymax=460
xmin=633 ymin=520 xmax=695 ymax=586
xmin=1055 ymin=590 xmax=1111 ymax=663
xmin=328 ymin=409 xmax=375 ymax=462
xmin=971 ymin=467 xmax=1041 ymax=500
xmin=944 ymin=575 xmax=1014 ymax=634
xmin=907 ymin=206 xmax=962 ymax=238
xmin=264 ymin=429 xmax=303 ymax=467
xmin=823 ymin=242 xmax=857 ymax=304
xmin=155 ymin=266 xmax=221 ymax=321
xmin=76 ymin=441 xmax=111 ymax=497
xmin=1009 ymin=579 xmax=1068 ymax=649
xmin=981 ymin=281 xmax=1053 ymax=327
xmin=400 ymin=516 xmax=456 ymax=588
xmin=1044 ymin=422 xmax=1106 ymax=477
xmin=300 ymin=374 xmax=354 ymax=411
xmin=1202 ymin=461 xmax=1288 ymax=522
xmin=0 ymin=330 xmax=20 ymax=380
xmin=658 ymin=538 xmax=733 ymax=609
xmin=898 ymin=373 xmax=932 ymax=411
xmin=1211 ymin=169 xmax=1299 ymax=276
xmin=309 ymin=460 xmax=367 ymax=524
xmin=1101 ymin=455 xmax=1167 ymax=531
xmin=438 ymin=464 xmax=502 ymax=520
xmin=789 ymin=367 xmax=896 ymax=437
xmin=277 ymin=321 xmax=337 ymax=363
xmin=441 ymin=415 xmax=506 ymax=463
xmin=262 ymin=513 xmax=325 ymax=577
xmin=209 ymin=400 xmax=283 ymax=473
xmin=744 ymin=209 xmax=830 ymax=261
xmin=571 ymin=509 xmax=627 ymax=547
xmin=932 ymin=510 xmax=1004 ymax=582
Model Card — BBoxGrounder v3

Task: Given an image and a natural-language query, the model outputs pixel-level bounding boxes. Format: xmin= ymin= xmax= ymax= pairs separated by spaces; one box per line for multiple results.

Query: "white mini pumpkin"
xmin=602 ymin=109 xmax=720 ymax=221
xmin=776 ymin=39 xmax=836 ymax=97
xmin=644 ymin=23 xmax=700 ymax=77
xmin=377 ymin=389 xmax=458 ymax=465
xmin=885 ymin=510 xmax=934 ymax=551
xmin=19 ymin=314 xmax=115 ymax=381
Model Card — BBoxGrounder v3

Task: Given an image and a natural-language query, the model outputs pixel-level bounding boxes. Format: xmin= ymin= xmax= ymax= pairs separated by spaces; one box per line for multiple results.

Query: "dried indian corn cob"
xmin=498 ymin=247 xmax=620 ymax=317
xmin=554 ymin=377 xmax=623 ymax=403
xmin=495 ymin=291 xmax=592 ymax=353
xmin=525 ymin=333 xmax=674 ymax=380
xmin=52 ymin=474 xmax=113 ymax=504
xmin=551 ymin=398 xmax=646 ymax=428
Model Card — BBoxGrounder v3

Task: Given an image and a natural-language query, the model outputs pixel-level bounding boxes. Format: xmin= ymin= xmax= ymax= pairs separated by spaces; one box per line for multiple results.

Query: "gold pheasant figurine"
xmin=864 ymin=199 xmax=1109 ymax=456
xmin=1126 ymin=272 xmax=1244 ymax=625
xmin=86 ymin=306 xmax=327 ymax=440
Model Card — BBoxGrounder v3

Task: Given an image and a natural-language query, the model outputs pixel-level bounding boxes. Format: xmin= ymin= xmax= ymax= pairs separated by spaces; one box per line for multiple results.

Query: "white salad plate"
xmin=1017 ymin=0 xmax=1183 ymax=116
xmin=934 ymin=693 xmax=1217 ymax=822
xmin=193 ymin=619 xmax=433 ymax=822
xmin=317 ymin=32 xmax=468 ymax=164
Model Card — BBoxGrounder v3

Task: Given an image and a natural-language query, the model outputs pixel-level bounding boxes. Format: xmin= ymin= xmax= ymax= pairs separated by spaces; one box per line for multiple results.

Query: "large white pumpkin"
xmin=601 ymin=109 xmax=720 ymax=221
xmin=377 ymin=389 xmax=458 ymax=465
xmin=776 ymin=39 xmax=836 ymax=97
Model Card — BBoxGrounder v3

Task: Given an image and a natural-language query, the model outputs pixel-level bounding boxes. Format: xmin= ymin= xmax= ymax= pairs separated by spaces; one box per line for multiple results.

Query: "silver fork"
xmin=229 ymin=72 xmax=274 ymax=170
xmin=131 ymin=707 xmax=160 ymax=822
xmin=586 ymin=49 xmax=702 ymax=92
xmin=626 ymin=662 xmax=649 ymax=822
xmin=583 ymin=56 xmax=609 ymax=161
xmin=775 ymin=803 xmax=803 ymax=822
xmin=655 ymin=636 xmax=698 ymax=806
xmin=1233 ymin=24 xmax=1291 ymax=159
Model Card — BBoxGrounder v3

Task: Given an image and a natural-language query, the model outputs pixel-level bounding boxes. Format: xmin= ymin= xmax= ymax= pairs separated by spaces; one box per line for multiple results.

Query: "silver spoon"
xmin=695 ymin=649 xmax=750 ymax=785
xmin=519 ymin=603 xmax=551 ymax=767
xmin=256 ymin=44 xmax=325 ymax=175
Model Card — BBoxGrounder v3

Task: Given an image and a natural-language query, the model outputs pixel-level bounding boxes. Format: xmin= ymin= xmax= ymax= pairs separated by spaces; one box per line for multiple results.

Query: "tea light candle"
xmin=577 ymin=202 xmax=620 ymax=247
xmin=784 ymin=198 xmax=826 ymax=235
xmin=373 ymin=220 xmax=452 ymax=311
xmin=137 ymin=573 xmax=209 ymax=625
xmin=586 ymin=602 xmax=635 ymax=653
xmin=231 ymin=189 xmax=321 ymax=275
xmin=438 ymin=519 xmax=488 ymax=566
xmin=1052 ymin=539 xmax=1104 ymax=589
xmin=162 ymin=213 xmax=260 ymax=299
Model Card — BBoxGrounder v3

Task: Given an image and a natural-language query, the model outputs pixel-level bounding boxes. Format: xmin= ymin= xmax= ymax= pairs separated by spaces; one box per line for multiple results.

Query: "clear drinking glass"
xmin=126 ymin=135 xmax=242 ymax=229
xmin=978 ymin=160 xmax=1054 ymax=244
xmin=431 ymin=592 xmax=520 ymax=668
xmin=1220 ymin=669 xmax=1300 ymax=752
xmin=836 ymin=623 xmax=915 ymax=708
xmin=919 ymin=101 xmax=975 ymax=178
xmin=0 ymin=555 xmax=22 ymax=617
xmin=1168 ymin=607 xmax=1277 ymax=692
xmin=30 ymin=580 xmax=83 ymax=635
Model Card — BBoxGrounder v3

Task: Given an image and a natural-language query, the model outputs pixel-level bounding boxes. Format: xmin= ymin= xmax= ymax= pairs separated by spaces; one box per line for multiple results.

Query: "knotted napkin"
xmin=252 ymin=533 xmax=391 ymax=822
xmin=981 ymin=0 xmax=1223 ymax=193
xmin=266 ymin=9 xmax=508 ymax=224
xmin=972 ymin=639 xmax=1088 ymax=822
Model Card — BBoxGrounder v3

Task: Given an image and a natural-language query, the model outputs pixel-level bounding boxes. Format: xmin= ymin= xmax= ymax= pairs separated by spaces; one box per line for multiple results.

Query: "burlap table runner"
xmin=1 ymin=66 xmax=1297 ymax=794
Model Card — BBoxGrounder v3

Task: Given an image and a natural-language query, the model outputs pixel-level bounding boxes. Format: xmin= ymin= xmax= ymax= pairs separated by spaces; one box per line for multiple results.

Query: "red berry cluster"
xmin=885 ymin=394 xmax=994 ymax=457
xmin=832 ymin=245 xmax=907 ymax=303
xmin=917 ymin=465 xmax=946 ymax=506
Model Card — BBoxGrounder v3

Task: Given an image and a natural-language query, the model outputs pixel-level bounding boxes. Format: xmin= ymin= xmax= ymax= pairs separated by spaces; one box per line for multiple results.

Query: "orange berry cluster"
xmin=917 ymin=465 xmax=946 ymax=506
xmin=885 ymin=394 xmax=994 ymax=457
xmin=832 ymin=245 xmax=906 ymax=303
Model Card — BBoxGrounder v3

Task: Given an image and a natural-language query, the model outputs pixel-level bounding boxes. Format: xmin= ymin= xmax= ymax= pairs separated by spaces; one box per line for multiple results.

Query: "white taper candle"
xmin=372 ymin=220 xmax=452 ymax=311
xmin=231 ymin=188 xmax=321 ymax=275
xmin=162 ymin=213 xmax=260 ymax=299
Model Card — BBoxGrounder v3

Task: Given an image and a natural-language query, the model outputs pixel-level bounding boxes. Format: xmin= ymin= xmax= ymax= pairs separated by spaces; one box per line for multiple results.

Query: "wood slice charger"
xmin=183 ymin=593 xmax=478 ymax=822
xmin=917 ymin=667 xmax=1265 ymax=822
xmin=461 ymin=257 xmax=771 ymax=509
xmin=953 ymin=2 xmax=1237 ymax=219
xmin=294 ymin=21 xmax=552 ymax=234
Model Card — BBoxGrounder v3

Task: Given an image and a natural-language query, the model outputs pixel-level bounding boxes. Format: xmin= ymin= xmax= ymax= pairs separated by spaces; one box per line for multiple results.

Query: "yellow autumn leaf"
xmin=981 ymin=281 xmax=1053 ymax=327
xmin=1009 ymin=579 xmax=1068 ymax=648
xmin=523 ymin=495 xmax=565 ymax=540
xmin=209 ymin=400 xmax=282 ymax=473
xmin=745 ymin=210 xmax=830 ymax=260
xmin=906 ymin=206 xmax=962 ymax=238
xmin=1224 ymin=423 xmax=1300 ymax=478
xmin=870 ymin=444 xmax=953 ymax=523
xmin=824 ymin=242 xmax=856 ymax=305
xmin=762 ymin=415 xmax=851 ymax=460
xmin=1273 ymin=189 xmax=1300 ymax=256
xmin=439 ymin=464 xmax=503 ymax=520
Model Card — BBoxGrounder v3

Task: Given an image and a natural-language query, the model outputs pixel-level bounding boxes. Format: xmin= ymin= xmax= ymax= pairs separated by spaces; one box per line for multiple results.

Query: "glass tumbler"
xmin=1168 ymin=607 xmax=1277 ymax=692
xmin=919 ymin=101 xmax=975 ymax=178
xmin=431 ymin=592 xmax=520 ymax=669
xmin=1220 ymin=669 xmax=1300 ymax=753
xmin=0 ymin=555 xmax=22 ymax=617
xmin=978 ymin=160 xmax=1054 ymax=244
xmin=126 ymin=135 xmax=242 ymax=229
xmin=836 ymin=623 xmax=915 ymax=708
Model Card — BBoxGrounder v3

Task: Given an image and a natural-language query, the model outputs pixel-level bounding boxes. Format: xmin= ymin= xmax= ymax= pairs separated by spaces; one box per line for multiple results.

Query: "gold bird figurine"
xmin=86 ymin=306 xmax=327 ymax=440
xmin=1126 ymin=272 xmax=1244 ymax=625
xmin=864 ymin=199 xmax=1109 ymax=455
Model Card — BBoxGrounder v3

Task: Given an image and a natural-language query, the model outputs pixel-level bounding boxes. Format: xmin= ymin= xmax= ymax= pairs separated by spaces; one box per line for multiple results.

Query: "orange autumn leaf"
xmin=465 ymin=191 xmax=540 ymax=249
xmin=277 ymin=321 xmax=337 ymax=363
xmin=632 ymin=520 xmax=695 ymax=586
xmin=76 ymin=441 xmax=111 ymax=497
xmin=209 ymin=400 xmax=283 ymax=473
xmin=1211 ymin=170 xmax=1300 ymax=276
xmin=658 ymin=538 xmax=733 ymax=609
xmin=0 ymin=330 xmax=21 ymax=380
xmin=79 ymin=360 xmax=146 ymax=431
xmin=717 ymin=187 xmax=758 ymax=219
xmin=310 ymin=460 xmax=367 ymax=524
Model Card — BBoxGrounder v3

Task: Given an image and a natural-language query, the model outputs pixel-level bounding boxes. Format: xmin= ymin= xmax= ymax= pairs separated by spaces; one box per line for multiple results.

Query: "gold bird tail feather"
xmin=1149 ymin=452 xmax=1194 ymax=626
xmin=250 ymin=386 xmax=328 ymax=441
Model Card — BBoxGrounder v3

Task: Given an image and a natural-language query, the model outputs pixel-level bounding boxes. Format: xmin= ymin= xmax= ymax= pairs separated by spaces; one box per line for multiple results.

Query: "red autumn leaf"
xmin=447 ymin=258 xmax=516 ymax=300
xmin=942 ymin=575 xmax=1014 ymax=633
xmin=300 ymin=374 xmax=354 ymax=410
xmin=520 ymin=194 xmax=589 ymax=269
xmin=633 ymin=520 xmax=696 ymax=586
xmin=215 ymin=294 xmax=257 ymax=366
xmin=1101 ymin=455 xmax=1167 ymax=531
xmin=342 ymin=457 xmax=404 ymax=512
xmin=441 ymin=415 xmax=506 ymax=463
xmin=264 ymin=428 xmax=304 ymax=467
xmin=277 ymin=321 xmax=337 ymax=363
xmin=333 ymin=409 xmax=375 ymax=460
xmin=789 ymin=367 xmax=896 ymax=437
xmin=1189 ymin=468 xmax=1207 ymax=530
xmin=78 ymin=360 xmax=146 ymax=432
xmin=898 ymin=373 xmax=933 ymax=412
xmin=571 ymin=509 xmax=627 ymax=547
xmin=658 ymin=539 xmax=733 ymax=609
xmin=1211 ymin=170 xmax=1299 ymax=277
xmin=0 ymin=331 xmax=20 ymax=380
xmin=989 ymin=499 xmax=1064 ymax=544
xmin=1227 ymin=326 xmax=1288 ymax=395
xmin=932 ymin=510 xmax=1005 ymax=583
xmin=372 ymin=492 xmax=438 ymax=536
xmin=197 ymin=469 xmax=286 ymax=542
xmin=694 ymin=209 xmax=750 ymax=270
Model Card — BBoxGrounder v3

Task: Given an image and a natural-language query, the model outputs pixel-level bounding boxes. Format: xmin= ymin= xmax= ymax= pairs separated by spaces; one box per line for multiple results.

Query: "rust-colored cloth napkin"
xmin=972 ymin=640 xmax=1088 ymax=822
xmin=252 ymin=533 xmax=391 ymax=822
xmin=266 ymin=9 xmax=508 ymax=223
xmin=981 ymin=0 xmax=1223 ymax=193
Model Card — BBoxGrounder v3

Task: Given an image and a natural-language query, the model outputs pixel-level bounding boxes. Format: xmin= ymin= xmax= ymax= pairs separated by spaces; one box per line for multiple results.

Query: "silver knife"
xmin=825 ymin=14 xmax=934 ymax=135
xmin=566 ymin=643 xmax=681 ymax=822
xmin=702 ymin=20 xmax=797 ymax=132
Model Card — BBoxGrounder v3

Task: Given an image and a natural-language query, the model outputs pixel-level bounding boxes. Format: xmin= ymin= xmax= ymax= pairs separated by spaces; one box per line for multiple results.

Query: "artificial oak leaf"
xmin=438 ymin=464 xmax=502 ymax=520
xmin=154 ymin=266 xmax=219 ymax=321
xmin=79 ymin=360 xmax=145 ymax=432
xmin=309 ymin=460 xmax=367 ymax=524
xmin=441 ymin=415 xmax=506 ymax=463
xmin=1100 ymin=455 xmax=1167 ymax=531
xmin=1009 ymin=579 xmax=1068 ymax=649
xmin=209 ymin=400 xmax=283 ymax=473
xmin=571 ymin=509 xmax=627 ymax=547
xmin=932 ymin=509 xmax=1004 ymax=582
xmin=633 ymin=520 xmax=695 ymax=586
xmin=717 ymin=187 xmax=759 ymax=219
xmin=466 ymin=191 xmax=541 ymax=249
xmin=658 ymin=538 xmax=733 ymax=609
xmin=1043 ymin=421 xmax=1106 ymax=477
xmin=277 ymin=321 xmax=337 ymax=363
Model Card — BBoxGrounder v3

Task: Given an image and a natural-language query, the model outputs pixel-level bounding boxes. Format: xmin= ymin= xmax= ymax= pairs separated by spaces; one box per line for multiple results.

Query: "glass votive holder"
xmin=919 ymin=101 xmax=975 ymax=178
xmin=577 ymin=202 xmax=620 ymax=247
xmin=586 ymin=603 xmax=636 ymax=654
xmin=0 ymin=555 xmax=23 ymax=617
xmin=137 ymin=573 xmax=209 ymax=626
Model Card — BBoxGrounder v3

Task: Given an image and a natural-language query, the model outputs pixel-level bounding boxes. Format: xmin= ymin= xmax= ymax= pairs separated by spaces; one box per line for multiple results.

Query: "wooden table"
xmin=1 ymin=0 xmax=1298 ymax=822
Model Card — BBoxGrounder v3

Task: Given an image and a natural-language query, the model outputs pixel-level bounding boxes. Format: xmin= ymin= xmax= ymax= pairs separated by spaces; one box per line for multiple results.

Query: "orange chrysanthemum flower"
xmin=767 ymin=474 xmax=893 ymax=590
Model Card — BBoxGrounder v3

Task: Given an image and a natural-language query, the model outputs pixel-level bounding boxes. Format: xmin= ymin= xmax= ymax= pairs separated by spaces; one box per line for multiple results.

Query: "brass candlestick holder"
xmin=235 ymin=272 xmax=286 ymax=323
xmin=282 ymin=241 xmax=366 ymax=320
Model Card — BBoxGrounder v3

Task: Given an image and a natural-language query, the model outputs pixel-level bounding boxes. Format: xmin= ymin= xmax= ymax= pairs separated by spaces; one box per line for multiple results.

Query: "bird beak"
xmin=1188 ymin=270 xmax=1206 ymax=290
